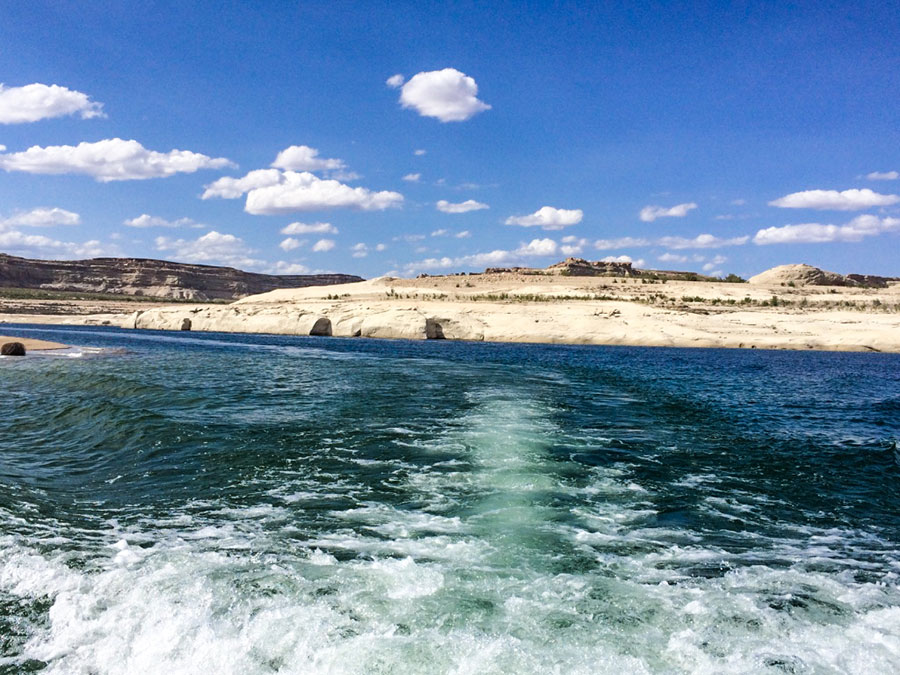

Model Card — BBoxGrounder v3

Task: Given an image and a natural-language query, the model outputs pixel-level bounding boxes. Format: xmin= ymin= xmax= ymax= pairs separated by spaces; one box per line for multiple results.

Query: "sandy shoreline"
xmin=2 ymin=273 xmax=899 ymax=353
xmin=0 ymin=335 xmax=69 ymax=351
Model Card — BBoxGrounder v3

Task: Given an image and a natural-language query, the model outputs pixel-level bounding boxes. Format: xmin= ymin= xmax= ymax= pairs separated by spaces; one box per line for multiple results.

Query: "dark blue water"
xmin=2 ymin=325 xmax=899 ymax=673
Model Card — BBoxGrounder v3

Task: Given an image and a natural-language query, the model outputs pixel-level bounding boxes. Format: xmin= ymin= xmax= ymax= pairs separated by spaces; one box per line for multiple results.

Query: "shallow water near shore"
xmin=2 ymin=325 xmax=900 ymax=673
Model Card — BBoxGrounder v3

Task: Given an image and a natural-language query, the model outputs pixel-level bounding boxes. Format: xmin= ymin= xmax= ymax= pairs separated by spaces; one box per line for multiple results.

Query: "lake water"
xmin=2 ymin=326 xmax=899 ymax=673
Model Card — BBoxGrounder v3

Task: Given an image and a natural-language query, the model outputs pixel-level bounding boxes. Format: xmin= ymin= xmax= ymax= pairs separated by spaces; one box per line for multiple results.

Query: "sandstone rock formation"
xmin=0 ymin=254 xmax=363 ymax=301
xmin=749 ymin=264 xmax=898 ymax=288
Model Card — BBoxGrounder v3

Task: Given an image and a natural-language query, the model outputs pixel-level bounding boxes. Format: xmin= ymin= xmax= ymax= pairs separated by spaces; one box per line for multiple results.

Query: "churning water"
xmin=2 ymin=325 xmax=899 ymax=673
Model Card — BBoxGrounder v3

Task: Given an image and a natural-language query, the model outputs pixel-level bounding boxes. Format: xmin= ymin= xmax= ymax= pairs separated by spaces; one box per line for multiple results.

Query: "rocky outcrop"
xmin=1 ymin=342 xmax=26 ymax=356
xmin=0 ymin=254 xmax=363 ymax=300
xmin=749 ymin=264 xmax=899 ymax=288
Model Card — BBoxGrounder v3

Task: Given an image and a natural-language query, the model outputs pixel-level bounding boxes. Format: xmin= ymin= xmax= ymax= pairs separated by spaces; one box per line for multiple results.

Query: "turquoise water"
xmin=2 ymin=326 xmax=900 ymax=674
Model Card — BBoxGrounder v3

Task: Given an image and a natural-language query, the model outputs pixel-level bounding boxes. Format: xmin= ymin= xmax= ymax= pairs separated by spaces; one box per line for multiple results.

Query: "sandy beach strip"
xmin=0 ymin=335 xmax=69 ymax=351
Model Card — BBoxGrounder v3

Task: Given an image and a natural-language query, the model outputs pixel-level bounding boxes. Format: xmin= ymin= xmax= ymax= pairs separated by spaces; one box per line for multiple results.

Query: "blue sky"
xmin=1 ymin=1 xmax=899 ymax=278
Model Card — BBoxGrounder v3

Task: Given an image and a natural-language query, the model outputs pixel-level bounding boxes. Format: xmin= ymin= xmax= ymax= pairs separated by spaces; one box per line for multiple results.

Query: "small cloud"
xmin=769 ymin=188 xmax=899 ymax=211
xmin=639 ymin=202 xmax=698 ymax=222
xmin=658 ymin=252 xmax=688 ymax=263
xmin=731 ymin=198 xmax=747 ymax=206
xmin=866 ymin=171 xmax=899 ymax=181
xmin=753 ymin=214 xmax=900 ymax=245
xmin=351 ymin=242 xmax=368 ymax=258
xmin=658 ymin=234 xmax=748 ymax=249
xmin=280 ymin=222 xmax=337 ymax=235
xmin=271 ymin=145 xmax=345 ymax=172
xmin=436 ymin=199 xmax=489 ymax=214
xmin=386 ymin=74 xmax=405 ymax=89
xmin=0 ymin=138 xmax=234 ymax=182
xmin=123 ymin=214 xmax=200 ymax=228
xmin=515 ymin=238 xmax=557 ymax=257
xmin=312 ymin=238 xmax=335 ymax=252
xmin=0 ymin=82 xmax=105 ymax=124
xmin=2 ymin=207 xmax=80 ymax=228
xmin=398 ymin=68 xmax=491 ymax=123
xmin=431 ymin=229 xmax=449 ymax=237
xmin=505 ymin=206 xmax=583 ymax=230
xmin=456 ymin=230 xmax=471 ymax=238
xmin=279 ymin=237 xmax=303 ymax=251
xmin=375 ymin=243 xmax=387 ymax=251
xmin=414 ymin=149 xmax=426 ymax=156
xmin=403 ymin=173 xmax=421 ymax=182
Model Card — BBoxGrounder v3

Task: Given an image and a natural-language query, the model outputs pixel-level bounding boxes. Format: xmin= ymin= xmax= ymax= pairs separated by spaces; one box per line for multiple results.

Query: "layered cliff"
xmin=0 ymin=254 xmax=363 ymax=300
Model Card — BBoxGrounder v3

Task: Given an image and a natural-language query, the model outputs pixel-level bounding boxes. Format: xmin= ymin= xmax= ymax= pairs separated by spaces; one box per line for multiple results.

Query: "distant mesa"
xmin=420 ymin=257 xmax=719 ymax=281
xmin=0 ymin=254 xmax=364 ymax=301
xmin=749 ymin=263 xmax=898 ymax=288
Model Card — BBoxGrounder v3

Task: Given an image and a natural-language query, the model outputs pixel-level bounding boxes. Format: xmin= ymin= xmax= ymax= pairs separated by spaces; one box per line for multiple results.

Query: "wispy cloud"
xmin=639 ymin=202 xmax=697 ymax=222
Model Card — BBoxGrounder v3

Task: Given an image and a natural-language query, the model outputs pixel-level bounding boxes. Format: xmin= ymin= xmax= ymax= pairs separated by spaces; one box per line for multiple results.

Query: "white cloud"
xmin=265 ymin=261 xmax=311 ymax=275
xmin=0 ymin=138 xmax=234 ymax=182
xmin=280 ymin=221 xmax=337 ymax=235
xmin=386 ymin=74 xmax=405 ymax=89
xmin=731 ymin=199 xmax=747 ymax=206
xmin=515 ymin=238 xmax=557 ymax=257
xmin=753 ymin=214 xmax=900 ymax=245
xmin=436 ymin=199 xmax=489 ymax=214
xmin=769 ymin=188 xmax=899 ymax=211
xmin=639 ymin=202 xmax=698 ymax=222
xmin=279 ymin=237 xmax=303 ymax=251
xmin=0 ymin=145 xmax=5 ymax=152
xmin=351 ymin=243 xmax=368 ymax=258
xmin=414 ymin=149 xmax=426 ymax=156
xmin=658 ymin=234 xmax=749 ymax=249
xmin=202 ymin=169 xmax=282 ymax=199
xmin=403 ymin=173 xmax=421 ymax=182
xmin=600 ymin=255 xmax=645 ymax=266
xmin=398 ymin=68 xmax=491 ymax=122
xmin=1 ymin=207 xmax=80 ymax=228
xmin=393 ymin=234 xmax=426 ymax=243
xmin=702 ymin=255 xmax=728 ymax=273
xmin=0 ymin=83 xmax=104 ymax=124
xmin=505 ymin=206 xmax=583 ymax=230
xmin=312 ymin=238 xmax=335 ymax=252
xmin=658 ymin=252 xmax=688 ymax=263
xmin=205 ymin=169 xmax=403 ymax=214
xmin=271 ymin=145 xmax=345 ymax=172
xmin=866 ymin=171 xmax=899 ymax=181
xmin=375 ymin=243 xmax=387 ymax=251
xmin=559 ymin=235 xmax=590 ymax=255
xmin=594 ymin=237 xmax=652 ymax=250
xmin=431 ymin=229 xmax=448 ymax=237
xmin=456 ymin=230 xmax=471 ymax=238
xmin=155 ymin=230 xmax=266 ymax=269
xmin=595 ymin=234 xmax=747 ymax=250
xmin=123 ymin=214 xmax=200 ymax=228
xmin=0 ymin=230 xmax=110 ymax=259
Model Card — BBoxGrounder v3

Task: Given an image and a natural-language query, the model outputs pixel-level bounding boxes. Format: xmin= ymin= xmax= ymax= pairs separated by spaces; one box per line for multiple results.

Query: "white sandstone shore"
xmin=3 ymin=271 xmax=900 ymax=352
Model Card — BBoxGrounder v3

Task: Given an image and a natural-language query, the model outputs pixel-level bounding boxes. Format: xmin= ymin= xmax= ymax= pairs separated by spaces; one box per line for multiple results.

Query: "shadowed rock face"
xmin=0 ymin=254 xmax=364 ymax=301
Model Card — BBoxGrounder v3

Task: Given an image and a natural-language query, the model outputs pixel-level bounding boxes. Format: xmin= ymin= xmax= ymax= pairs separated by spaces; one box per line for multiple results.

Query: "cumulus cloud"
xmin=753 ymin=214 xmax=900 ymax=245
xmin=1 ymin=207 xmax=80 ymax=228
xmin=515 ymin=238 xmax=557 ymax=256
xmin=204 ymin=170 xmax=402 ymax=214
xmin=0 ymin=230 xmax=110 ymax=259
xmin=0 ymin=83 xmax=105 ymax=124
xmin=639 ymin=202 xmax=698 ymax=222
xmin=559 ymin=235 xmax=590 ymax=256
xmin=866 ymin=171 xmax=899 ymax=181
xmin=398 ymin=68 xmax=491 ymax=122
xmin=312 ymin=238 xmax=335 ymax=252
xmin=414 ymin=149 xmax=426 ymax=156
xmin=271 ymin=145 xmax=345 ymax=172
xmin=279 ymin=237 xmax=303 ymax=251
xmin=405 ymin=237 xmax=564 ymax=274
xmin=403 ymin=173 xmax=421 ymax=182
xmin=123 ymin=214 xmax=201 ymax=228
xmin=436 ymin=199 xmax=489 ymax=214
xmin=505 ymin=206 xmax=583 ymax=230
xmin=375 ymin=243 xmax=387 ymax=251
xmin=601 ymin=255 xmax=645 ymax=267
xmin=351 ymin=243 xmax=368 ymax=258
xmin=0 ymin=138 xmax=234 ymax=181
xmin=595 ymin=234 xmax=747 ymax=250
xmin=155 ymin=230 xmax=263 ymax=269
xmin=769 ymin=188 xmax=899 ymax=211
xmin=280 ymin=221 xmax=337 ymax=235
xmin=386 ymin=74 xmax=405 ymax=88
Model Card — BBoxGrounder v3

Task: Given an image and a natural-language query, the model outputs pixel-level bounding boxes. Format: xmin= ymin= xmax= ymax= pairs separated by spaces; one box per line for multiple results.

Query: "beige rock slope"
xmin=20 ymin=268 xmax=888 ymax=352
